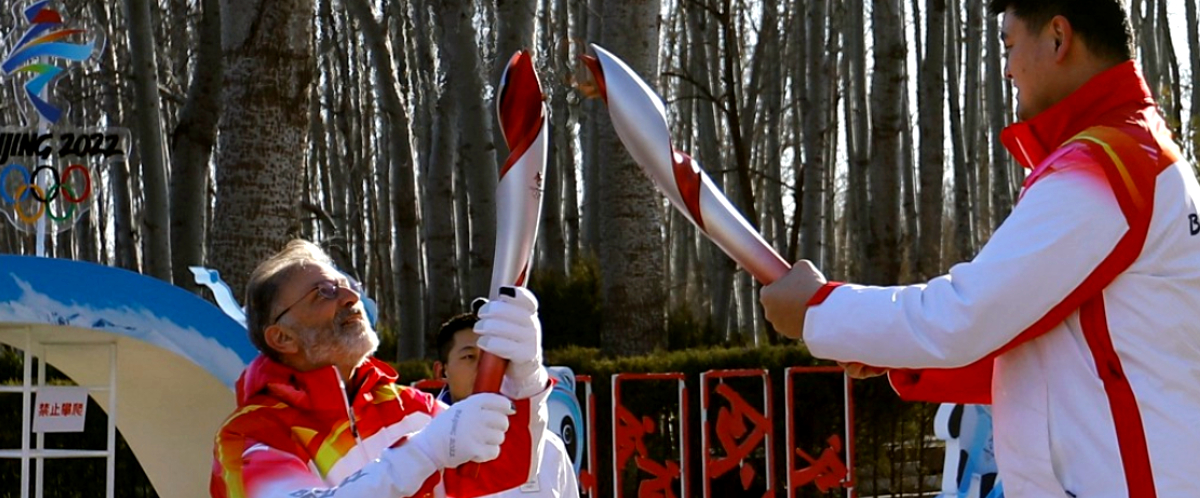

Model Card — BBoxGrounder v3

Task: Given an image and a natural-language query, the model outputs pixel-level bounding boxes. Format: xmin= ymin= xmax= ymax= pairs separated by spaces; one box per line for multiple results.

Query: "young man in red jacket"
xmin=211 ymin=240 xmax=551 ymax=497
xmin=762 ymin=1 xmax=1200 ymax=496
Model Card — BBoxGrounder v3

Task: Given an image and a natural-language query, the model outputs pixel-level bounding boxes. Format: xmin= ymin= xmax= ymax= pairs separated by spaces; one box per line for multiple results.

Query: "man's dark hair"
xmin=988 ymin=0 xmax=1133 ymax=62
xmin=244 ymin=239 xmax=334 ymax=362
xmin=436 ymin=312 xmax=478 ymax=364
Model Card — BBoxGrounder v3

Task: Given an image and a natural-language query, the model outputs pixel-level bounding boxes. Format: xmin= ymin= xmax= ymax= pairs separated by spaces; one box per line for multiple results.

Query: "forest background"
xmin=0 ymin=0 xmax=1196 ymax=363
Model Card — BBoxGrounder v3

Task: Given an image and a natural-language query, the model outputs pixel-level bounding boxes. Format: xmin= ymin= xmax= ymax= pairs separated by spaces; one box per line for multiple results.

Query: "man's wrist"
xmin=502 ymin=363 xmax=548 ymax=399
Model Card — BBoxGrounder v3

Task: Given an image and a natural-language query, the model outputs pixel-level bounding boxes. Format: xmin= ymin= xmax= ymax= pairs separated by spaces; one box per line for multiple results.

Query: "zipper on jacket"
xmin=337 ymin=373 xmax=364 ymax=444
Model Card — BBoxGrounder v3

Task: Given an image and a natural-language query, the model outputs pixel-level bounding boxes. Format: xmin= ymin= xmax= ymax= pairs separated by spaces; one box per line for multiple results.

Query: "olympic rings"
xmin=13 ymin=184 xmax=45 ymax=223
xmin=0 ymin=164 xmax=30 ymax=204
xmin=1 ymin=163 xmax=92 ymax=225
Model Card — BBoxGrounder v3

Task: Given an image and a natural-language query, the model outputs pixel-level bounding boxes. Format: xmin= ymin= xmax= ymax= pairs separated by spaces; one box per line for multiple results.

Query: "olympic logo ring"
xmin=1 ymin=163 xmax=92 ymax=224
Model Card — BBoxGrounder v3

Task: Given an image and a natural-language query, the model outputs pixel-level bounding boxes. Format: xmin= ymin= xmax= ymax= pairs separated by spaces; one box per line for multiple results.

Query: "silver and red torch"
xmin=582 ymin=44 xmax=790 ymax=284
xmin=473 ymin=50 xmax=549 ymax=394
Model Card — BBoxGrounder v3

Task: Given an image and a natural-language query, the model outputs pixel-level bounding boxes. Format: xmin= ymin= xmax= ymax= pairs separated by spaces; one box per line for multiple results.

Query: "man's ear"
xmin=433 ymin=361 xmax=446 ymax=380
xmin=264 ymin=324 xmax=301 ymax=356
xmin=1049 ymin=15 xmax=1074 ymax=62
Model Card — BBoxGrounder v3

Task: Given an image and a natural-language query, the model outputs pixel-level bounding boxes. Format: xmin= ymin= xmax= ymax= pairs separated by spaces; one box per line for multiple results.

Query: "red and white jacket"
xmin=803 ymin=61 xmax=1200 ymax=497
xmin=210 ymin=355 xmax=549 ymax=498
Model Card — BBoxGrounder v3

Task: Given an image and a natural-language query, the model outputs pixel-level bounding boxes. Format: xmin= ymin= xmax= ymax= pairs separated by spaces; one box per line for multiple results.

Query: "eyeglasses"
xmin=271 ymin=280 xmax=357 ymax=324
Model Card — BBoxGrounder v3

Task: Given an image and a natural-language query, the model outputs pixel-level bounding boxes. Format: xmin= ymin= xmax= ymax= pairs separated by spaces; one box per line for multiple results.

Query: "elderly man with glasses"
xmin=210 ymin=239 xmax=551 ymax=498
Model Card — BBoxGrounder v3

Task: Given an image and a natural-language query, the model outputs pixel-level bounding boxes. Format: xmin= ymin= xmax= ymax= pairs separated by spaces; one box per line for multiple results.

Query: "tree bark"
xmin=964 ymin=0 xmax=988 ymax=241
xmin=1138 ymin=0 xmax=1161 ymax=97
xmin=346 ymin=0 xmax=425 ymax=358
xmin=419 ymin=48 xmax=460 ymax=342
xmin=917 ymin=0 xmax=946 ymax=279
xmin=432 ymin=0 xmax=498 ymax=299
xmin=761 ymin=0 xmax=786 ymax=257
xmin=597 ymin=0 xmax=665 ymax=356
xmin=946 ymin=0 xmax=974 ymax=264
xmin=800 ymin=0 xmax=830 ymax=265
xmin=688 ymin=3 xmax=735 ymax=338
xmin=169 ymin=0 xmax=221 ymax=291
xmin=126 ymin=0 xmax=173 ymax=282
xmin=210 ymin=0 xmax=315 ymax=294
xmin=1187 ymin=0 xmax=1200 ymax=156
xmin=89 ymin=0 xmax=139 ymax=271
xmin=866 ymin=0 xmax=905 ymax=285
xmin=986 ymin=12 xmax=1014 ymax=225
xmin=846 ymin=0 xmax=870 ymax=280
xmin=540 ymin=0 xmax=568 ymax=277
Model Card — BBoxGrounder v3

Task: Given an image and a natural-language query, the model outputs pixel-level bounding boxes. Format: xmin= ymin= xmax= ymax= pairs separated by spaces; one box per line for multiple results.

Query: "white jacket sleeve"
xmin=215 ymin=439 xmax=440 ymax=498
xmin=803 ymin=163 xmax=1127 ymax=368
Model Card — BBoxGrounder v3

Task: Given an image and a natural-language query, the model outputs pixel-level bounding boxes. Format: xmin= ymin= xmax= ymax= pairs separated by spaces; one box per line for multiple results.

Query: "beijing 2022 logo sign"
xmin=0 ymin=0 xmax=129 ymax=233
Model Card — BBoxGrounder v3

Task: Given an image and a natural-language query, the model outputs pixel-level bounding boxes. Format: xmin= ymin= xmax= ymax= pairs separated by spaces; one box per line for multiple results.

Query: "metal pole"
xmin=611 ymin=375 xmax=619 ymax=498
xmin=699 ymin=373 xmax=709 ymax=498
xmin=106 ymin=344 xmax=116 ymax=498
xmin=35 ymin=348 xmax=45 ymax=497
xmin=21 ymin=330 xmax=31 ymax=498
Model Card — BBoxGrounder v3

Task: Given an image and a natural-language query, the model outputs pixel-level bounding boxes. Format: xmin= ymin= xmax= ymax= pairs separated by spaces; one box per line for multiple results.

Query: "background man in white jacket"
xmin=435 ymin=306 xmax=580 ymax=498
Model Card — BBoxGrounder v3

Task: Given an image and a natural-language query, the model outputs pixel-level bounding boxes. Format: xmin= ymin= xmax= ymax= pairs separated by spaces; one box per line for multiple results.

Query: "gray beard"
xmin=299 ymin=312 xmax=379 ymax=367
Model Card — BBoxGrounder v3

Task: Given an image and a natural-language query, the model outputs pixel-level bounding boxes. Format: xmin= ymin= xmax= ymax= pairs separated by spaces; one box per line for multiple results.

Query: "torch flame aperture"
xmin=498 ymin=50 xmax=545 ymax=178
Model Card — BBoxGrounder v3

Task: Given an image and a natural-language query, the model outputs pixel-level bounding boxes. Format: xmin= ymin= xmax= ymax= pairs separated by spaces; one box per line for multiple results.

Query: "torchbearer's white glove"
xmin=409 ymin=393 xmax=514 ymax=468
xmin=476 ymin=286 xmax=550 ymax=399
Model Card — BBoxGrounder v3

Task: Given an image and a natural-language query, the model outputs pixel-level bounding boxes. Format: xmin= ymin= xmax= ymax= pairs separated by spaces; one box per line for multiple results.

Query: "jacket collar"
xmin=236 ymin=354 xmax=399 ymax=417
xmin=1000 ymin=60 xmax=1155 ymax=169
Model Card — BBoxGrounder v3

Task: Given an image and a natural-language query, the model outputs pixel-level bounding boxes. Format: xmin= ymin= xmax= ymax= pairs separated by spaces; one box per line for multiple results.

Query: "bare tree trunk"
xmin=597 ymin=0 xmax=665 ymax=356
xmin=667 ymin=6 xmax=695 ymax=315
xmin=432 ymin=0 xmax=498 ymax=299
xmin=946 ymin=0 xmax=973 ymax=264
xmin=761 ymin=0 xmax=786 ymax=257
xmin=580 ymin=0 xmax=603 ymax=253
xmin=866 ymin=0 xmax=905 ymax=285
xmin=965 ymin=0 xmax=988 ymax=241
xmin=986 ymin=12 xmax=1014 ymax=225
xmin=824 ymin=5 xmax=843 ymax=274
xmin=901 ymin=84 xmax=919 ymax=276
xmin=801 ymin=0 xmax=830 ymax=264
xmin=562 ymin=0 xmax=583 ymax=269
xmin=90 ymin=0 xmax=139 ymax=271
xmin=540 ymin=0 xmax=568 ymax=277
xmin=788 ymin=0 xmax=807 ymax=262
xmin=420 ymin=59 xmax=460 ymax=340
xmin=1187 ymin=0 xmax=1200 ymax=157
xmin=822 ymin=60 xmax=840 ymax=275
xmin=916 ymin=0 xmax=945 ymax=280
xmin=126 ymin=0 xmax=173 ymax=281
xmin=169 ymin=0 xmax=221 ymax=291
xmin=210 ymin=0 xmax=314 ymax=294
xmin=717 ymin=0 xmax=761 ymax=233
xmin=688 ymin=3 xmax=735 ymax=338
xmin=346 ymin=0 xmax=425 ymax=358
xmin=399 ymin=0 xmax=434 ymax=185
xmin=1137 ymin=0 xmax=1162 ymax=97
xmin=347 ymin=33 xmax=369 ymax=277
xmin=1155 ymin=0 xmax=1182 ymax=135
xmin=846 ymin=0 xmax=870 ymax=280
xmin=455 ymin=164 xmax=472 ymax=307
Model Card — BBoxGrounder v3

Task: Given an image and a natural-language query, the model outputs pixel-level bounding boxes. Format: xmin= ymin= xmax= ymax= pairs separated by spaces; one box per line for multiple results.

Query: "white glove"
xmin=476 ymin=286 xmax=549 ymax=399
xmin=409 ymin=393 xmax=514 ymax=468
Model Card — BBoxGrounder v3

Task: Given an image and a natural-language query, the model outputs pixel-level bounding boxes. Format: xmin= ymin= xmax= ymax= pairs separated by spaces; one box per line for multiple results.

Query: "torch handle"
xmin=473 ymin=353 xmax=508 ymax=393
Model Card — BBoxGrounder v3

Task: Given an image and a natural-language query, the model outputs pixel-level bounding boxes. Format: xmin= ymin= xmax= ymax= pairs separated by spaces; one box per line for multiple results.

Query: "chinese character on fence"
xmin=793 ymin=434 xmax=849 ymax=492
